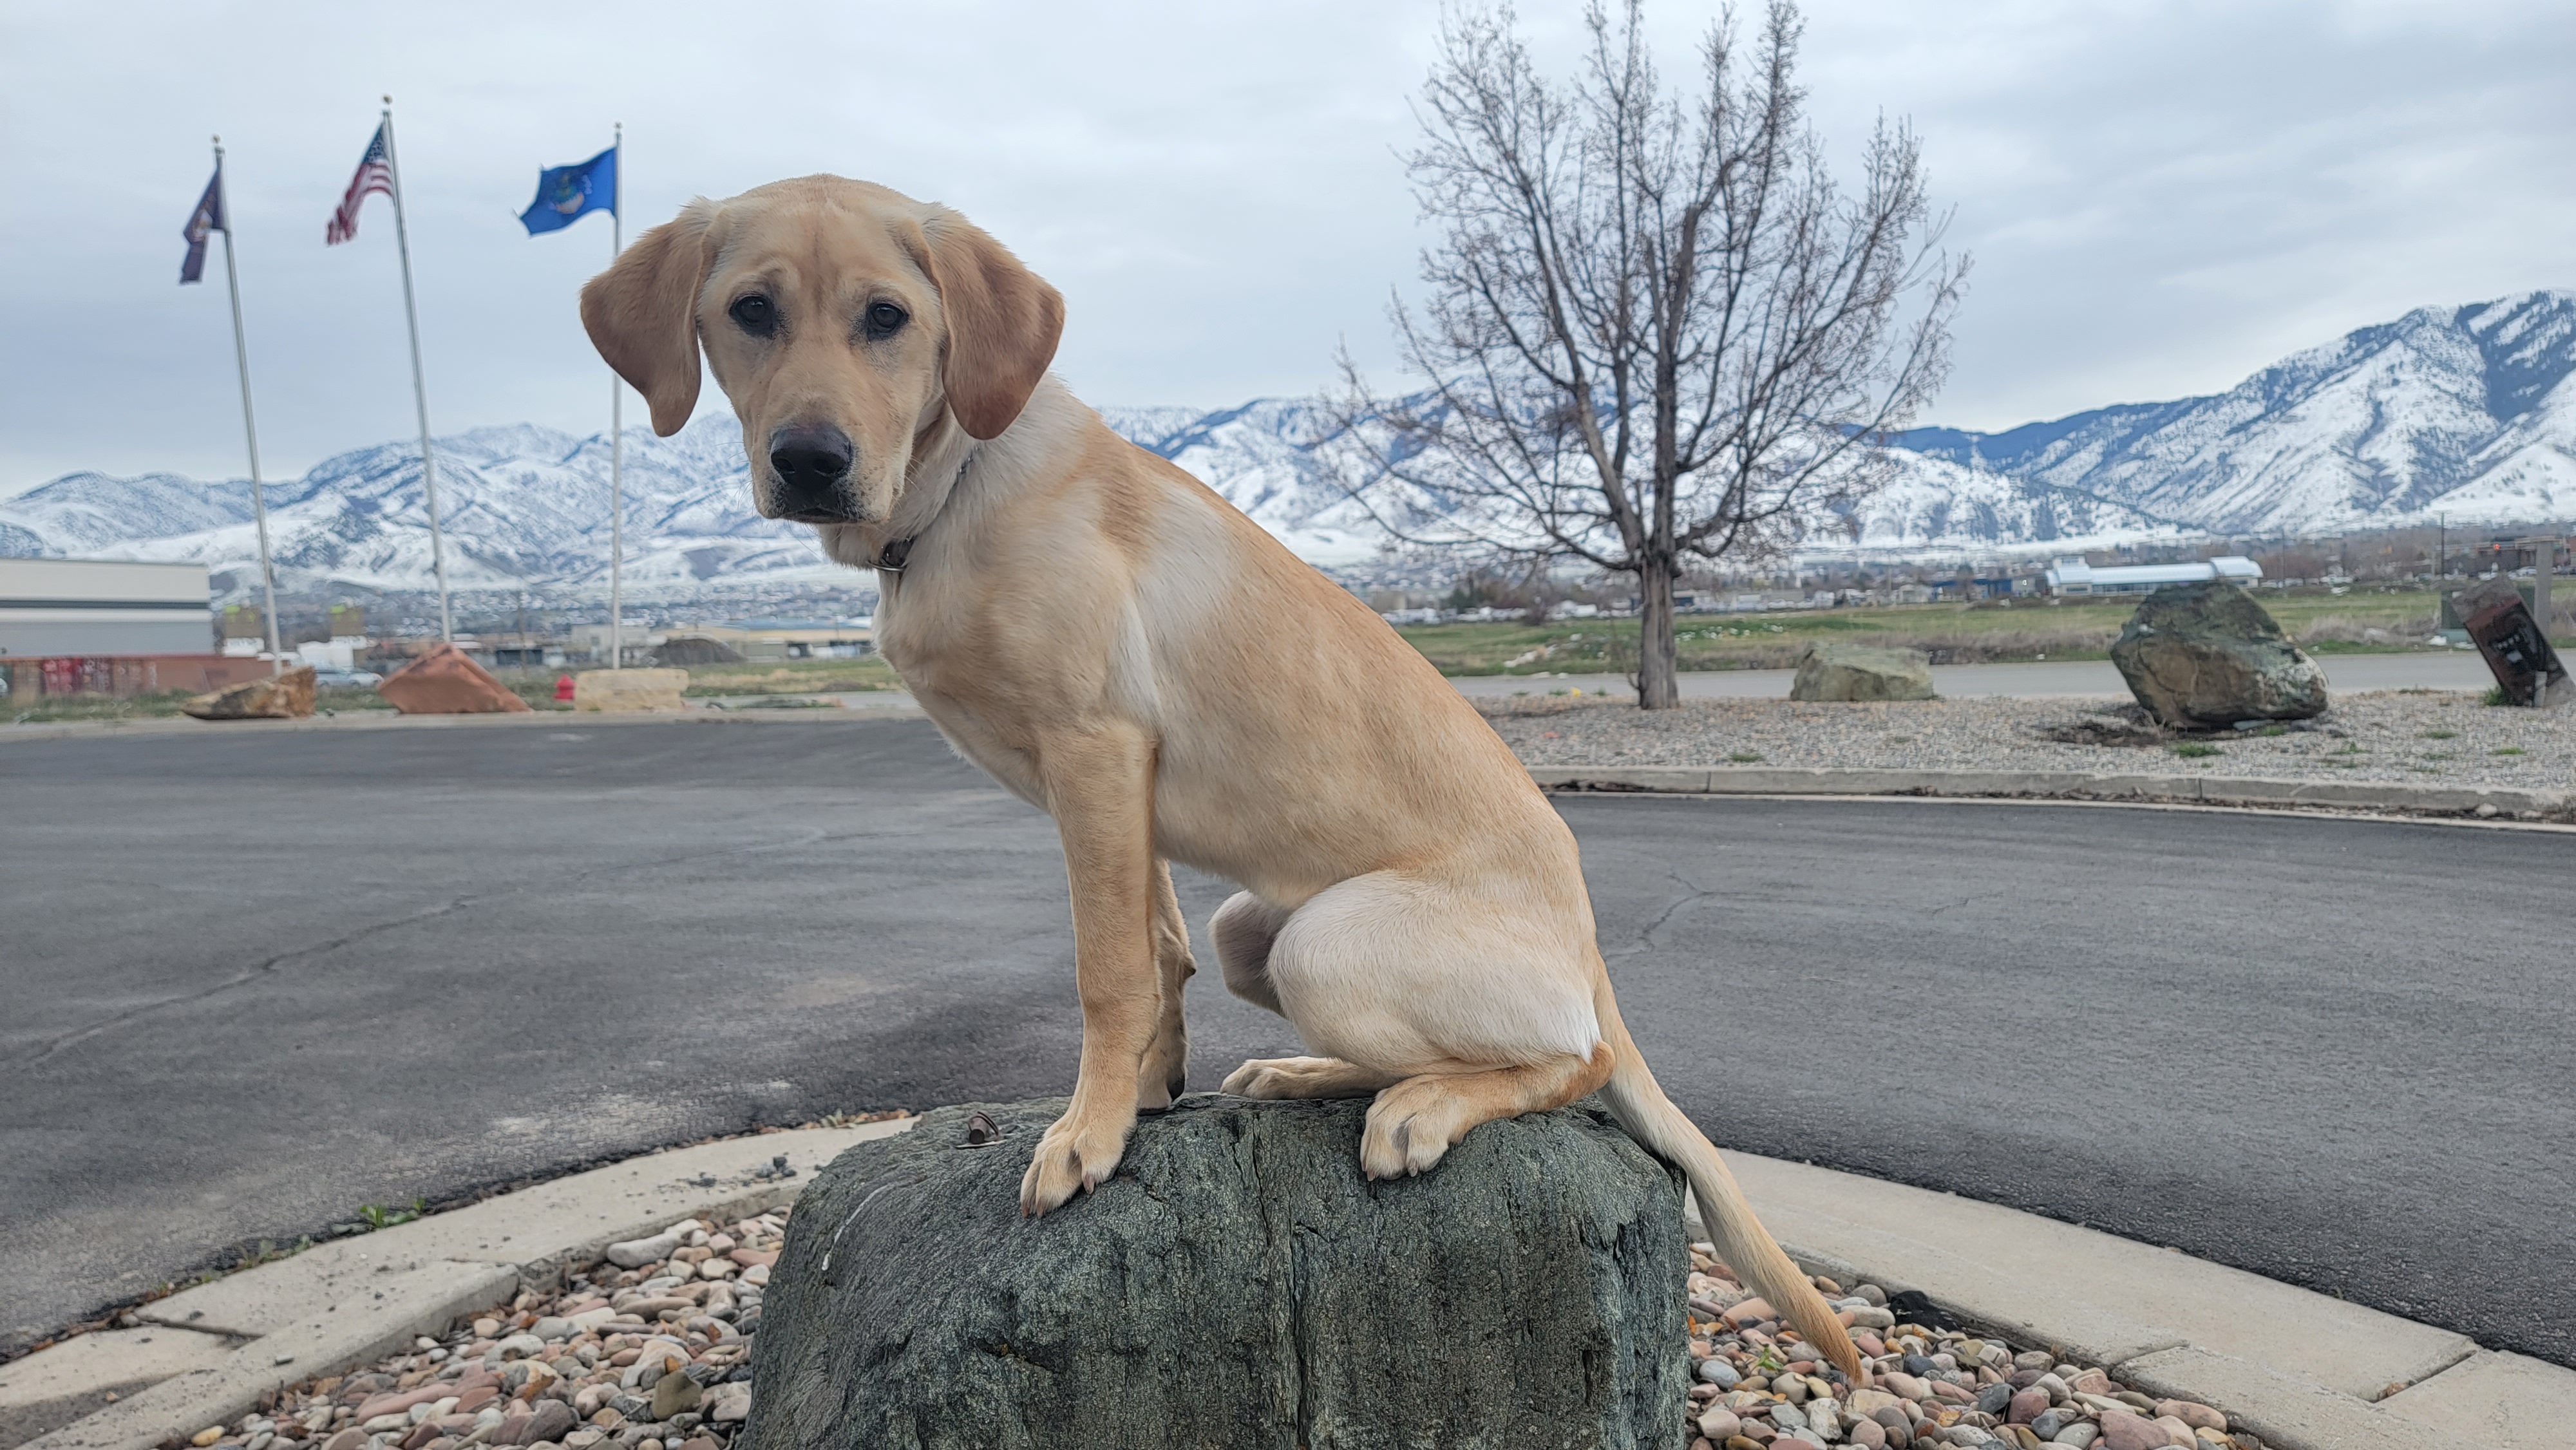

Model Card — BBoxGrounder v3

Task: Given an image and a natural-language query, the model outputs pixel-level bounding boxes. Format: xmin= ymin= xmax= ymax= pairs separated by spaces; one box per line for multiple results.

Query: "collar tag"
xmin=871 ymin=446 xmax=976 ymax=575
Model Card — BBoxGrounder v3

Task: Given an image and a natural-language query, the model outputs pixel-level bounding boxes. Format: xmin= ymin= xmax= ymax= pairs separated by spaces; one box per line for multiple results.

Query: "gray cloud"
xmin=3 ymin=0 xmax=2570 ymax=494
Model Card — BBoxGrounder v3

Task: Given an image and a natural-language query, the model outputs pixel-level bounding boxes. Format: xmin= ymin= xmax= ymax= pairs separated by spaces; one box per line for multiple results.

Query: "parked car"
xmin=310 ymin=667 xmax=383 ymax=688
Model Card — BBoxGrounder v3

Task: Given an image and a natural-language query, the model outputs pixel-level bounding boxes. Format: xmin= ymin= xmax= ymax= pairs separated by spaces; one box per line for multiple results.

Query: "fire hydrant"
xmin=554 ymin=673 xmax=576 ymax=704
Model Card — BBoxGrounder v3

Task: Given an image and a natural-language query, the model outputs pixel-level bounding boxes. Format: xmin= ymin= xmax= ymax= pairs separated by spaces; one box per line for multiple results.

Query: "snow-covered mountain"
xmin=6 ymin=290 xmax=2571 ymax=594
xmin=1873 ymin=288 xmax=2576 ymax=545
xmin=0 ymin=403 xmax=1398 ymax=601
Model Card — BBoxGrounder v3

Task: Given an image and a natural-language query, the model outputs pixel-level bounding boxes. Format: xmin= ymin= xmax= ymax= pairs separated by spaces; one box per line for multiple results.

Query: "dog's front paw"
xmin=1018 ymin=1106 xmax=1132 ymax=1216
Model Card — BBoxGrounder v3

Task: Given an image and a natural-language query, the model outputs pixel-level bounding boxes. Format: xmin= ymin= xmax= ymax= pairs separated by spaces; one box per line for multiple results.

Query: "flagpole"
xmin=211 ymin=138 xmax=284 ymax=675
xmin=379 ymin=97 xmax=451 ymax=643
xmin=609 ymin=121 xmax=624 ymax=670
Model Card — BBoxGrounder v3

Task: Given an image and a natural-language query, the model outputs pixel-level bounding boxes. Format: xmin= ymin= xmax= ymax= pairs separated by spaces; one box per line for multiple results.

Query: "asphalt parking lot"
xmin=3 ymin=716 xmax=2569 ymax=1366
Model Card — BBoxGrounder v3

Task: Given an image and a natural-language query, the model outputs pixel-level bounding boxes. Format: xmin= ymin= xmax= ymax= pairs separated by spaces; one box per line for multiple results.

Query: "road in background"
xmin=1448 ymin=650 xmax=2501 ymax=700
xmin=3 ymin=718 xmax=2567 ymax=1366
xmin=790 ymin=652 xmax=2501 ymax=712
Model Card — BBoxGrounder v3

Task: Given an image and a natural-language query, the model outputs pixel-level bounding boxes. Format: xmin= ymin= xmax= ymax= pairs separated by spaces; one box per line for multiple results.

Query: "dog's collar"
xmin=869 ymin=447 xmax=979 ymax=574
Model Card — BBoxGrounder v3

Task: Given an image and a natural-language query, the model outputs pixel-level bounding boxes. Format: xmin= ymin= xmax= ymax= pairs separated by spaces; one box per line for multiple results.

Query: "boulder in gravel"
xmin=2108 ymin=581 xmax=2327 ymax=728
xmin=377 ymin=643 xmax=532 ymax=715
xmin=182 ymin=665 xmax=315 ymax=720
xmin=1790 ymin=643 xmax=1936 ymax=702
xmin=740 ymin=1095 xmax=1689 ymax=1450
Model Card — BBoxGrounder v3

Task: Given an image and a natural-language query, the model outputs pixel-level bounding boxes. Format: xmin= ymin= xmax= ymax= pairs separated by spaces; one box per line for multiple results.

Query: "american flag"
xmin=326 ymin=122 xmax=393 ymax=245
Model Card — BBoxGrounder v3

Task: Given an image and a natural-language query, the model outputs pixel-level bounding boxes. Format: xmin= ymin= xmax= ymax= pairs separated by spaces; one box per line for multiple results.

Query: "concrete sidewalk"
xmin=1705 ymin=1157 xmax=2576 ymax=1449
xmin=9 ymin=1115 xmax=2569 ymax=1450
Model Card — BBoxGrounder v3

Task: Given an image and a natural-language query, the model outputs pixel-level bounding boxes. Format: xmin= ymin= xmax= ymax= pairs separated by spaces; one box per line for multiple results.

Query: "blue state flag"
xmin=520 ymin=146 xmax=615 ymax=235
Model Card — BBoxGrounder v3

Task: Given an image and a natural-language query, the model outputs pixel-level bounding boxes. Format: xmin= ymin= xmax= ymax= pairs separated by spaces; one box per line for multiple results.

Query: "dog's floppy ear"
xmin=581 ymin=200 xmax=716 ymax=437
xmin=920 ymin=207 xmax=1064 ymax=440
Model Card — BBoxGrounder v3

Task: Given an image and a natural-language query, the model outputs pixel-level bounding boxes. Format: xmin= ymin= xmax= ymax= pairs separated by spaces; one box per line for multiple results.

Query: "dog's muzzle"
xmin=768 ymin=424 xmax=862 ymax=523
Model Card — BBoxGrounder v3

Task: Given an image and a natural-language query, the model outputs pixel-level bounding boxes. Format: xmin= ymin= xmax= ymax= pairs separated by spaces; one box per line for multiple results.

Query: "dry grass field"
xmin=1396 ymin=587 xmax=2463 ymax=675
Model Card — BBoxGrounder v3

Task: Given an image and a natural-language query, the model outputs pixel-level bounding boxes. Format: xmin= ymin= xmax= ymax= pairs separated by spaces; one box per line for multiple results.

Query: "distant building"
xmin=0 ymin=559 xmax=211 ymax=656
xmin=2045 ymin=556 xmax=2261 ymax=596
xmin=630 ymin=619 xmax=876 ymax=663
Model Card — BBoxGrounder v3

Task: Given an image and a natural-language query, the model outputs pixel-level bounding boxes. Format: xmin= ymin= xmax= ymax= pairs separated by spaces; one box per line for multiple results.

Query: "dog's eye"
xmin=864 ymin=301 xmax=909 ymax=338
xmin=730 ymin=294 xmax=776 ymax=337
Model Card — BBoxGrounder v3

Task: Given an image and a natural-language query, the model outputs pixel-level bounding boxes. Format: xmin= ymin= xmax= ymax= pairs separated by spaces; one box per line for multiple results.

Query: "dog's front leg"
xmin=1021 ymin=726 xmax=1159 ymax=1216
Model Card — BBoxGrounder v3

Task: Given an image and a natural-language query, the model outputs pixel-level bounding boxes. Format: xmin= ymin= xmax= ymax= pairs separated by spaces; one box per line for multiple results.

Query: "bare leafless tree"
xmin=1327 ymin=0 xmax=1968 ymax=707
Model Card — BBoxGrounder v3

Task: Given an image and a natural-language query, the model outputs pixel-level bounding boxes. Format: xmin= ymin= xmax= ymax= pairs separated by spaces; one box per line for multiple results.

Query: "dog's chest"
xmin=874 ymin=596 xmax=1051 ymax=809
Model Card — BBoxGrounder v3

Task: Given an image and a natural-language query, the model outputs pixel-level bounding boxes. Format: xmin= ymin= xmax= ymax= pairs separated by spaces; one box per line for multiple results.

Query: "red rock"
xmin=2154 ymin=1399 xmax=2226 ymax=1432
xmin=183 ymin=666 xmax=316 ymax=720
xmin=354 ymin=1386 xmax=456 ymax=1421
xmin=726 ymin=1248 xmax=777 ymax=1268
xmin=451 ymin=1386 xmax=497 ymax=1414
xmin=2008 ymin=1388 xmax=2048 ymax=1423
xmin=2099 ymin=1410 xmax=2166 ymax=1450
xmin=377 ymin=644 xmax=531 ymax=715
xmin=1721 ymin=1296 xmax=1776 ymax=1328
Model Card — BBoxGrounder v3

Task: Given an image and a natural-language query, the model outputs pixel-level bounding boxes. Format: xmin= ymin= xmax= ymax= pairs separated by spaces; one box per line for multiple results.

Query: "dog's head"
xmin=580 ymin=176 xmax=1063 ymax=525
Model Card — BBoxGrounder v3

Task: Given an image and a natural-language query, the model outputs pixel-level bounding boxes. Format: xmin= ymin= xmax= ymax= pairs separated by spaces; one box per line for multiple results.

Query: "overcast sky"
xmin=3 ymin=0 xmax=2571 ymax=494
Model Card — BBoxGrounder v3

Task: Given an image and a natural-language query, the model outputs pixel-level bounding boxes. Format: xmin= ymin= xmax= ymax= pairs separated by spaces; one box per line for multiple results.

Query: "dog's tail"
xmin=1593 ymin=977 xmax=1864 ymax=1381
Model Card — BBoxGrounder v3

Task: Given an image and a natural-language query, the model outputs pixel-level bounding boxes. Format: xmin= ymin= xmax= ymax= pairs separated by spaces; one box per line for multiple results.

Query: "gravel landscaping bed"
xmin=1486 ymin=690 xmax=2574 ymax=792
xmin=178 ymin=1212 xmax=779 ymax=1450
xmin=1679 ymin=1245 xmax=2244 ymax=1449
xmin=164 ymin=1209 xmax=2248 ymax=1450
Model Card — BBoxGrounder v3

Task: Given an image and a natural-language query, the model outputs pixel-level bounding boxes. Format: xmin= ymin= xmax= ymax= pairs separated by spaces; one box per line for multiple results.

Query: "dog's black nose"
xmin=768 ymin=424 xmax=855 ymax=517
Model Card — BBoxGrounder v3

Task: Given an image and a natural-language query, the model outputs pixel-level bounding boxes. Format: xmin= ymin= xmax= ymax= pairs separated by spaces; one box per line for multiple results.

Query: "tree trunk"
xmin=1636 ymin=565 xmax=1680 ymax=709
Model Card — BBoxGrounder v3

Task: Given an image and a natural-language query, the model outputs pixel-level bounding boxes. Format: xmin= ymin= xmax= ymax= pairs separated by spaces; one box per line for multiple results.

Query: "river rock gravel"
xmin=1484 ymin=689 xmax=2573 ymax=795
xmin=164 ymin=1208 xmax=2259 ymax=1450
xmin=1676 ymin=1245 xmax=2249 ymax=1449
xmin=175 ymin=1212 xmax=781 ymax=1450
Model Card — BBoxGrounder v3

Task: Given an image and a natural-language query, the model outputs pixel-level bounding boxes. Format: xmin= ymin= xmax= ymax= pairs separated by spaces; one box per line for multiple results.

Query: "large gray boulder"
xmin=2108 ymin=581 xmax=2328 ymax=727
xmin=741 ymin=1096 xmax=1690 ymax=1450
xmin=1790 ymin=643 xmax=1935 ymax=701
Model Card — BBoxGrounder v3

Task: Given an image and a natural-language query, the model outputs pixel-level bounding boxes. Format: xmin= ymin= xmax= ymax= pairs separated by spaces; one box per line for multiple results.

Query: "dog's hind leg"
xmin=1358 ymin=1046 xmax=1614 ymax=1180
xmin=1137 ymin=859 xmax=1195 ymax=1111
xmin=1212 ymin=889 xmax=1405 ymax=1100
xmin=1210 ymin=890 xmax=1291 ymax=1015
xmin=1220 ymin=1055 xmax=1403 ymax=1100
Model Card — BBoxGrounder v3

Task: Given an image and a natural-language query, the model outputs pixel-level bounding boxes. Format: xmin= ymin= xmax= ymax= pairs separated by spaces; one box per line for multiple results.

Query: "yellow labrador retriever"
xmin=582 ymin=175 xmax=1861 ymax=1378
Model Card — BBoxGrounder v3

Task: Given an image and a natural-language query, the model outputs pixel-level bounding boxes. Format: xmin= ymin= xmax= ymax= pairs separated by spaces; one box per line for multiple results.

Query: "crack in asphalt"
xmin=1616 ymin=870 xmax=1719 ymax=956
xmin=12 ymin=824 xmax=906 ymax=1067
xmin=1922 ymin=889 xmax=2012 ymax=919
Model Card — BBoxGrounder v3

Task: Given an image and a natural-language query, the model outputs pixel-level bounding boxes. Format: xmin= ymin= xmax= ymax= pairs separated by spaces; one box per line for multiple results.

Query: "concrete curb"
xmin=1 ymin=1123 xmax=915 ymax=1450
xmin=1691 ymin=1154 xmax=2575 ymax=1450
xmin=1531 ymin=762 xmax=2576 ymax=822
xmin=9 ymin=1116 xmax=2569 ymax=1450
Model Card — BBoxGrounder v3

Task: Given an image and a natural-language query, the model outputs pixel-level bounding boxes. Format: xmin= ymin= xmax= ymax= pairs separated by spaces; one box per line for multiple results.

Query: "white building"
xmin=2045 ymin=556 xmax=2261 ymax=596
xmin=0 ymin=558 xmax=211 ymax=657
